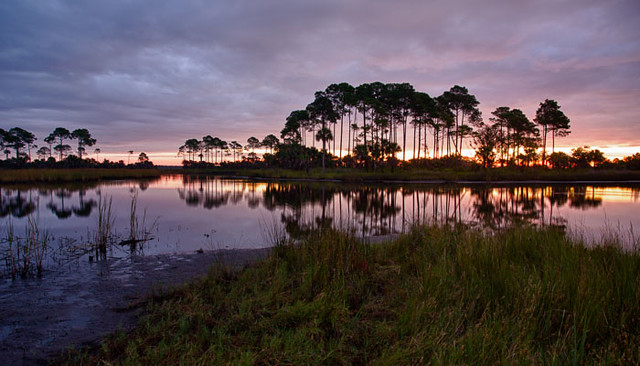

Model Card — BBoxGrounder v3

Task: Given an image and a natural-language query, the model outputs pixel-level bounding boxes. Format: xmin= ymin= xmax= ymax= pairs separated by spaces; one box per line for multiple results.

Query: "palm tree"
xmin=128 ymin=150 xmax=134 ymax=164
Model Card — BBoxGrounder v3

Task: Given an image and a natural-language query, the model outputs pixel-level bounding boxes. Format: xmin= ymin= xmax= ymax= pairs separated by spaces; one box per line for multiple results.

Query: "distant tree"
xmin=245 ymin=136 xmax=261 ymax=153
xmin=547 ymin=151 xmax=572 ymax=169
xmin=472 ymin=124 xmax=499 ymax=168
xmin=490 ymin=107 xmax=538 ymax=166
xmin=534 ymin=99 xmax=570 ymax=165
xmin=127 ymin=150 xmax=134 ymax=164
xmin=202 ymin=135 xmax=215 ymax=163
xmin=442 ymin=85 xmax=481 ymax=155
xmin=307 ymin=91 xmax=338 ymax=169
xmin=138 ymin=152 xmax=149 ymax=163
xmin=281 ymin=110 xmax=308 ymax=144
xmin=36 ymin=146 xmax=51 ymax=160
xmin=571 ymin=146 xmax=607 ymax=168
xmin=261 ymin=134 xmax=279 ymax=154
xmin=229 ymin=141 xmax=242 ymax=162
xmin=48 ymin=127 xmax=72 ymax=161
xmin=410 ymin=91 xmax=435 ymax=159
xmin=623 ymin=153 xmax=640 ymax=170
xmin=94 ymin=148 xmax=101 ymax=161
xmin=54 ymin=144 xmax=72 ymax=159
xmin=44 ymin=135 xmax=56 ymax=159
xmin=179 ymin=139 xmax=200 ymax=162
xmin=71 ymin=128 xmax=96 ymax=159
xmin=217 ymin=140 xmax=229 ymax=163
xmin=8 ymin=127 xmax=36 ymax=160
xmin=0 ymin=128 xmax=7 ymax=159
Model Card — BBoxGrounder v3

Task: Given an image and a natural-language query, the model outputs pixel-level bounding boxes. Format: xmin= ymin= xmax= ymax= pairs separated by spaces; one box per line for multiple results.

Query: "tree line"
xmin=0 ymin=127 xmax=152 ymax=168
xmin=180 ymin=81 xmax=640 ymax=171
xmin=183 ymin=81 xmax=636 ymax=170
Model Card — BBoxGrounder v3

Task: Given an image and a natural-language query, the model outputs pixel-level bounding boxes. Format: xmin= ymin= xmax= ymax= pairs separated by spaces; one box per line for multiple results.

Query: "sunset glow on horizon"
xmin=1 ymin=1 xmax=639 ymax=162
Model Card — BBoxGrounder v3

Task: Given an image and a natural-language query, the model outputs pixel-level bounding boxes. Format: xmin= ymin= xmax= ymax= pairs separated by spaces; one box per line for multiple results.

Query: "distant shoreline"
xmin=2 ymin=167 xmax=640 ymax=185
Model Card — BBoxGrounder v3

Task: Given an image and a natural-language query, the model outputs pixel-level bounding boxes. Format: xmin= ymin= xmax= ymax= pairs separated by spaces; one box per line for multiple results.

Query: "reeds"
xmin=1 ymin=215 xmax=50 ymax=278
xmin=93 ymin=192 xmax=114 ymax=259
xmin=123 ymin=192 xmax=156 ymax=255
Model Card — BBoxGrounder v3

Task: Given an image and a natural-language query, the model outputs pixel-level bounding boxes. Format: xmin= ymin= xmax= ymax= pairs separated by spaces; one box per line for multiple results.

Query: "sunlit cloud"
xmin=1 ymin=0 xmax=639 ymax=165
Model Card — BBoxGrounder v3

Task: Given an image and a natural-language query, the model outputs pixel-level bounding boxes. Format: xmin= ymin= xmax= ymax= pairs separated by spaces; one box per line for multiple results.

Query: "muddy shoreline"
xmin=0 ymin=248 xmax=270 ymax=366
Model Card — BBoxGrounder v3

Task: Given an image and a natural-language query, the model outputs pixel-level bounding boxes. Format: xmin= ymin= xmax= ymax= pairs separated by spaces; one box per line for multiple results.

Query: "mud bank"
xmin=0 ymin=248 xmax=270 ymax=365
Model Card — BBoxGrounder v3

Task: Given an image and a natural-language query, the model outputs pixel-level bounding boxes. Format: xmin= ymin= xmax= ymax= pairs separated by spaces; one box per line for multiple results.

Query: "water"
xmin=1 ymin=175 xmax=640 ymax=363
xmin=2 ymin=176 xmax=640 ymax=272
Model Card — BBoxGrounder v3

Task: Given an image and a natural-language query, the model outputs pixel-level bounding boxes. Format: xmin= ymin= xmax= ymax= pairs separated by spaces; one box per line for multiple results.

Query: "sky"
xmin=1 ymin=0 xmax=639 ymax=165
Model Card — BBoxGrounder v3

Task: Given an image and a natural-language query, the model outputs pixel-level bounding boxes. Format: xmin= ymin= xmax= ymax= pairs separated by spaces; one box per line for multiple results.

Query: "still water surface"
xmin=2 ymin=175 xmax=639 ymax=273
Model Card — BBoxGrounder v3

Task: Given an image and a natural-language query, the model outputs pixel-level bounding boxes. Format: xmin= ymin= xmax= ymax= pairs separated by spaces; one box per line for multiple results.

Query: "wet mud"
xmin=0 ymin=248 xmax=269 ymax=365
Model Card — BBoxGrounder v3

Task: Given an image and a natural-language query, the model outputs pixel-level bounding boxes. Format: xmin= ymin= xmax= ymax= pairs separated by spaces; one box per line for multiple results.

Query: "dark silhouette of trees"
xmin=36 ymin=146 xmax=50 ymax=160
xmin=489 ymin=107 xmax=539 ymax=166
xmin=473 ymin=124 xmax=499 ymax=168
xmin=281 ymin=110 xmax=308 ymax=144
xmin=0 ymin=127 xmax=36 ymax=160
xmin=47 ymin=127 xmax=72 ymax=161
xmin=307 ymin=91 xmax=338 ymax=170
xmin=572 ymin=146 xmax=606 ymax=168
xmin=71 ymin=128 xmax=96 ymax=159
xmin=246 ymin=136 xmax=261 ymax=153
xmin=261 ymin=134 xmax=279 ymax=154
xmin=442 ymin=85 xmax=481 ymax=155
xmin=179 ymin=139 xmax=200 ymax=162
xmin=535 ymin=99 xmax=570 ymax=165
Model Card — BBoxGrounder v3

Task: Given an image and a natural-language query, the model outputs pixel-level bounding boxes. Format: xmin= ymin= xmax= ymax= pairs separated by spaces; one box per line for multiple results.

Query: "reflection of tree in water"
xmin=568 ymin=186 xmax=603 ymax=210
xmin=177 ymin=175 xmax=230 ymax=209
xmin=174 ymin=178 xmax=634 ymax=239
xmin=469 ymin=186 xmax=555 ymax=229
xmin=0 ymin=189 xmax=36 ymax=218
xmin=47 ymin=189 xmax=73 ymax=219
xmin=72 ymin=190 xmax=97 ymax=217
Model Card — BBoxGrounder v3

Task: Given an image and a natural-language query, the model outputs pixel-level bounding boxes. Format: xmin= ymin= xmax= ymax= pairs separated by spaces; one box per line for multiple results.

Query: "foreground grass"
xmin=0 ymin=168 xmax=161 ymax=183
xmin=66 ymin=225 xmax=639 ymax=365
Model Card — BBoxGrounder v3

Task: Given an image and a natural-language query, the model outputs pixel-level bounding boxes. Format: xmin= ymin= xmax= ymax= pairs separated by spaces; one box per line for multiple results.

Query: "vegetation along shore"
xmin=63 ymin=224 xmax=639 ymax=364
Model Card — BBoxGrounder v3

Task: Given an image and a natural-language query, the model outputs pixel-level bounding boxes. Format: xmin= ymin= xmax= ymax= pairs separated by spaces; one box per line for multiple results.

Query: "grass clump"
xmin=65 ymin=225 xmax=639 ymax=365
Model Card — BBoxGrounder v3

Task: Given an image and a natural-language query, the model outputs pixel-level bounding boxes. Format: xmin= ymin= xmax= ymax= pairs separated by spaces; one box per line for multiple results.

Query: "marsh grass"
xmin=93 ymin=193 xmax=115 ymax=259
xmin=0 ymin=168 xmax=161 ymax=184
xmin=122 ymin=192 xmax=157 ymax=255
xmin=1 ymin=215 xmax=50 ymax=278
xmin=65 ymin=225 xmax=639 ymax=364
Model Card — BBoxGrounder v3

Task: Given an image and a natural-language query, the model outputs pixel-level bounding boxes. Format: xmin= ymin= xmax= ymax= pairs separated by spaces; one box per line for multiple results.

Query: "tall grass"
xmin=1 ymin=215 xmax=50 ymax=278
xmin=65 ymin=224 xmax=639 ymax=364
xmin=123 ymin=192 xmax=156 ymax=255
xmin=93 ymin=192 xmax=115 ymax=259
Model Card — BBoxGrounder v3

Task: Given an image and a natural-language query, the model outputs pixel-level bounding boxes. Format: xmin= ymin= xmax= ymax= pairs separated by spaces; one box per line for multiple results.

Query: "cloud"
xmin=1 ymin=0 xmax=639 ymax=162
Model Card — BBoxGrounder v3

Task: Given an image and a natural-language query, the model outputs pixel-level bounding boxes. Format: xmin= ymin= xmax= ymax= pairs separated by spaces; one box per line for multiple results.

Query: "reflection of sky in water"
xmin=2 ymin=178 xmax=640 ymax=265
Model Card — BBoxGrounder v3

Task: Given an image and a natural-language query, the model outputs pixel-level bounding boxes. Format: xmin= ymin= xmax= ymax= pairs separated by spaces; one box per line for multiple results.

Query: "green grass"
xmin=64 ymin=225 xmax=639 ymax=365
xmin=0 ymin=168 xmax=161 ymax=184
